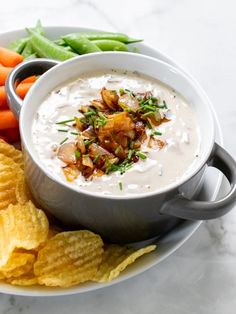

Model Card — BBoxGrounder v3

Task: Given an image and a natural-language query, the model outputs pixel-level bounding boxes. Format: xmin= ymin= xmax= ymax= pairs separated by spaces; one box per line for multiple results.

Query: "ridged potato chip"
xmin=0 ymin=201 xmax=49 ymax=266
xmin=7 ymin=273 xmax=38 ymax=286
xmin=0 ymin=252 xmax=35 ymax=279
xmin=15 ymin=174 xmax=31 ymax=204
xmin=0 ymin=153 xmax=24 ymax=210
xmin=93 ymin=244 xmax=156 ymax=282
xmin=0 ymin=140 xmax=23 ymax=169
xmin=34 ymin=231 xmax=104 ymax=287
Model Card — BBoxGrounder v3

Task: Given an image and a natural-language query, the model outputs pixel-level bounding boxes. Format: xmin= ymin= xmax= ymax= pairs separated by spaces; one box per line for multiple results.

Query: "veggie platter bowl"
xmin=0 ymin=22 xmax=235 ymax=296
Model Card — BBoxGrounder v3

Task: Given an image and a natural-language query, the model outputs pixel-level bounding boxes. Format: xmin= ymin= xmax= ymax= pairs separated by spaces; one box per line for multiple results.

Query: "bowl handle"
xmin=160 ymin=143 xmax=236 ymax=220
xmin=5 ymin=58 xmax=59 ymax=118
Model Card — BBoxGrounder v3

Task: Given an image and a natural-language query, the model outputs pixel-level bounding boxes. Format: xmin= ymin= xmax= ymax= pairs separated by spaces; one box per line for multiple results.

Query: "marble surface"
xmin=0 ymin=0 xmax=236 ymax=313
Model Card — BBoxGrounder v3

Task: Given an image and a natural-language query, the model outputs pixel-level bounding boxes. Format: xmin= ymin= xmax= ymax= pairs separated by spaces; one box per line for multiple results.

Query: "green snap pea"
xmin=21 ymin=41 xmax=34 ymax=58
xmin=35 ymin=19 xmax=45 ymax=36
xmin=62 ymin=35 xmax=101 ymax=54
xmin=24 ymin=53 xmax=38 ymax=61
xmin=54 ymin=38 xmax=67 ymax=47
xmin=27 ymin=29 xmax=77 ymax=61
xmin=63 ymin=32 xmax=142 ymax=44
xmin=8 ymin=38 xmax=29 ymax=54
xmin=91 ymin=39 xmax=128 ymax=52
xmin=9 ymin=21 xmax=44 ymax=54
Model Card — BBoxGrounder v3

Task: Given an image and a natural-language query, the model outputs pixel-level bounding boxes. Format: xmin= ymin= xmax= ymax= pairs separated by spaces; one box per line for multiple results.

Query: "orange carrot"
xmin=0 ymin=110 xmax=18 ymax=130
xmin=16 ymin=82 xmax=33 ymax=99
xmin=21 ymin=76 xmax=37 ymax=84
xmin=0 ymin=65 xmax=13 ymax=85
xmin=1 ymin=127 xmax=20 ymax=143
xmin=0 ymin=86 xmax=8 ymax=109
xmin=0 ymin=47 xmax=23 ymax=67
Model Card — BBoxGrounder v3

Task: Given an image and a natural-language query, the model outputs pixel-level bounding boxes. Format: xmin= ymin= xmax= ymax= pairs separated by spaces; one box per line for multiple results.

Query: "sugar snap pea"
xmin=27 ymin=29 xmax=77 ymax=61
xmin=63 ymin=32 xmax=142 ymax=44
xmin=21 ymin=41 xmax=34 ymax=58
xmin=62 ymin=35 xmax=101 ymax=54
xmin=92 ymin=39 xmax=128 ymax=52
xmin=35 ymin=19 xmax=45 ymax=36
xmin=8 ymin=38 xmax=29 ymax=54
xmin=9 ymin=21 xmax=44 ymax=54
xmin=24 ymin=53 xmax=38 ymax=61
xmin=54 ymin=38 xmax=67 ymax=47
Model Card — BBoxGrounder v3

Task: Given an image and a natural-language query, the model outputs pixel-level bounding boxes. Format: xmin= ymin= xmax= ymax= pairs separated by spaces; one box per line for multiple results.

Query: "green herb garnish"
xmin=75 ymin=150 xmax=81 ymax=158
xmin=129 ymin=141 xmax=134 ymax=149
xmin=106 ymin=159 xmax=133 ymax=175
xmin=127 ymin=149 xmax=133 ymax=160
xmin=56 ymin=118 xmax=75 ymax=125
xmin=70 ymin=131 xmax=79 ymax=135
xmin=84 ymin=139 xmax=94 ymax=146
xmin=118 ymin=181 xmax=123 ymax=191
xmin=115 ymin=146 xmax=121 ymax=155
xmin=136 ymin=151 xmax=147 ymax=160
xmin=119 ymin=88 xmax=125 ymax=95
xmin=59 ymin=137 xmax=68 ymax=145
xmin=84 ymin=109 xmax=96 ymax=117
xmin=57 ymin=129 xmax=68 ymax=132
xmin=93 ymin=155 xmax=100 ymax=163
xmin=152 ymin=130 xmax=162 ymax=136
xmin=142 ymin=111 xmax=154 ymax=117
xmin=157 ymin=100 xmax=167 ymax=109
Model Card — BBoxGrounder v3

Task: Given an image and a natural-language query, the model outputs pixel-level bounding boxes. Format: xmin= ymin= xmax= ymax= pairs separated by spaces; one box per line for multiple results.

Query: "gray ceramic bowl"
xmin=5 ymin=52 xmax=236 ymax=243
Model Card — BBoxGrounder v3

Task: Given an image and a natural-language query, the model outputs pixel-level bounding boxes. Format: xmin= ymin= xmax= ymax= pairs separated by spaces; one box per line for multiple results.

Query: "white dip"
xmin=32 ymin=70 xmax=200 ymax=196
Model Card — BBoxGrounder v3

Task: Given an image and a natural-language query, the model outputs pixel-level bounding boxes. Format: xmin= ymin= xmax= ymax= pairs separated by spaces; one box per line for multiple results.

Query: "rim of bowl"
xmin=20 ymin=51 xmax=215 ymax=200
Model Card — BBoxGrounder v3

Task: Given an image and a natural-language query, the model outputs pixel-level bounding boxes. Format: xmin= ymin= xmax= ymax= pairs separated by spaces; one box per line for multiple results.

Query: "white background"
xmin=0 ymin=0 xmax=235 ymax=313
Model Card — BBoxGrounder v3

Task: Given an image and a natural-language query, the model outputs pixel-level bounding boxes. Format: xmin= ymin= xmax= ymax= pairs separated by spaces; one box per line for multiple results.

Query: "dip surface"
xmin=32 ymin=70 xmax=200 ymax=196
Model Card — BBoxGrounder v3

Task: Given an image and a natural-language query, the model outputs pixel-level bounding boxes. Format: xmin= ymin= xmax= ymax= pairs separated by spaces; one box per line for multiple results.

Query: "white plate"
xmin=0 ymin=26 xmax=223 ymax=296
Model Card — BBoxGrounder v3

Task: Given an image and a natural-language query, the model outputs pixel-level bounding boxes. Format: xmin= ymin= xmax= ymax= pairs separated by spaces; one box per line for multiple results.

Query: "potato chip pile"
xmin=0 ymin=139 xmax=156 ymax=288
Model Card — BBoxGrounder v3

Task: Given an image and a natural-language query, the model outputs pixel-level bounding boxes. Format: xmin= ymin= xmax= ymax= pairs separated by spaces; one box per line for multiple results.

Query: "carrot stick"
xmin=0 ymin=65 xmax=13 ymax=86
xmin=16 ymin=82 xmax=33 ymax=99
xmin=21 ymin=75 xmax=37 ymax=84
xmin=0 ymin=47 xmax=23 ymax=67
xmin=0 ymin=86 xmax=8 ymax=109
xmin=0 ymin=110 xmax=18 ymax=130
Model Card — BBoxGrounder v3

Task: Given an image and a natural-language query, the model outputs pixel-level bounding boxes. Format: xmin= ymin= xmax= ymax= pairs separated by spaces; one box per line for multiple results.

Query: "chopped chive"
xmin=136 ymin=151 xmax=147 ymax=160
xmin=115 ymin=146 xmax=121 ymax=155
xmin=57 ymin=129 xmax=68 ymax=132
xmin=56 ymin=118 xmax=75 ymax=125
xmin=80 ymin=119 xmax=87 ymax=125
xmin=154 ymin=111 xmax=160 ymax=121
xmin=142 ymin=111 xmax=154 ymax=117
xmin=142 ymin=105 xmax=155 ymax=111
xmin=118 ymin=181 xmax=123 ymax=191
xmin=59 ymin=137 xmax=68 ymax=145
xmin=84 ymin=139 xmax=94 ymax=146
xmin=75 ymin=150 xmax=81 ymax=158
xmin=152 ymin=130 xmax=162 ymax=136
xmin=119 ymin=88 xmax=125 ymax=95
xmin=146 ymin=120 xmax=152 ymax=129
xmin=129 ymin=141 xmax=134 ymax=149
xmin=125 ymin=108 xmax=131 ymax=113
xmin=163 ymin=100 xmax=167 ymax=109
xmin=70 ymin=132 xmax=79 ymax=135
xmin=84 ymin=110 xmax=96 ymax=117
xmin=127 ymin=149 xmax=133 ymax=160
xmin=93 ymin=155 xmax=100 ymax=163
